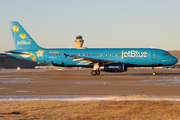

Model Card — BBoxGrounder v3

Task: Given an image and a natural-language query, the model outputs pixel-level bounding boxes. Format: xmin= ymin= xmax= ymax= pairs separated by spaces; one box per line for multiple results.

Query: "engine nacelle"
xmin=100 ymin=63 xmax=127 ymax=72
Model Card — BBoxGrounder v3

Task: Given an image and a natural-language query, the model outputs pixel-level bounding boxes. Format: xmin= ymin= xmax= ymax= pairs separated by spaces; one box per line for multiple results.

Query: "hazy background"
xmin=0 ymin=0 xmax=180 ymax=52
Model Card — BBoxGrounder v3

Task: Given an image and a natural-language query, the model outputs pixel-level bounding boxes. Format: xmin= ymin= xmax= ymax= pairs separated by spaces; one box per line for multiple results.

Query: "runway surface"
xmin=0 ymin=68 xmax=180 ymax=97
xmin=1 ymin=68 xmax=180 ymax=120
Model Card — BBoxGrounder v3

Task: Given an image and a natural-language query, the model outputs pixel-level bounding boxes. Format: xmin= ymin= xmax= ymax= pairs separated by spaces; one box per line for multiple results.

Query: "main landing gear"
xmin=152 ymin=67 xmax=156 ymax=76
xmin=91 ymin=63 xmax=100 ymax=76
xmin=91 ymin=70 xmax=100 ymax=76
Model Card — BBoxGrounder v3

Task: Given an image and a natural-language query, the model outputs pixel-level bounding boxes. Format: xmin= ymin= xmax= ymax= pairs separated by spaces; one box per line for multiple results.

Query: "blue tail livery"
xmin=9 ymin=21 xmax=41 ymax=50
xmin=6 ymin=21 xmax=178 ymax=76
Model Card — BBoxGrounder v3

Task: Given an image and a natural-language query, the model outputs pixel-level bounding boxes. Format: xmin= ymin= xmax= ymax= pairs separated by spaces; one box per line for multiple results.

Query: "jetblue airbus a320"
xmin=6 ymin=21 xmax=178 ymax=76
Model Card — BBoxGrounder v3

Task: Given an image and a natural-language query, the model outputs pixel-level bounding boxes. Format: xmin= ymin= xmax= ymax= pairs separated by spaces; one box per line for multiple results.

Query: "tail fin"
xmin=9 ymin=21 xmax=41 ymax=50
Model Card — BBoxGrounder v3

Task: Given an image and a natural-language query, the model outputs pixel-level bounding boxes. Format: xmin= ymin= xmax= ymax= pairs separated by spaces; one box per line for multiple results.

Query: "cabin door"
xmin=151 ymin=50 xmax=157 ymax=60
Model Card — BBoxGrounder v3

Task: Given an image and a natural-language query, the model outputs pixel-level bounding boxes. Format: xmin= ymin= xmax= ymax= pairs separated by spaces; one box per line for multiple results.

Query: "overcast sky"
xmin=0 ymin=0 xmax=180 ymax=53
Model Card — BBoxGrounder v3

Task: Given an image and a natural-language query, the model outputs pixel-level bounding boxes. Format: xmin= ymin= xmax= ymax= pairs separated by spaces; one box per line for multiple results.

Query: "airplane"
xmin=6 ymin=21 xmax=178 ymax=76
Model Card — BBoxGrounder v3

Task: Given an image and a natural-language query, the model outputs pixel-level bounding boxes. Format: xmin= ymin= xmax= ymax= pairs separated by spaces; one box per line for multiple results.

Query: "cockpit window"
xmin=163 ymin=53 xmax=171 ymax=56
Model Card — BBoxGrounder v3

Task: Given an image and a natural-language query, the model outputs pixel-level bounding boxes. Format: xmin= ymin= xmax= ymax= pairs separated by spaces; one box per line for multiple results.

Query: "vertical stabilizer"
xmin=9 ymin=21 xmax=41 ymax=50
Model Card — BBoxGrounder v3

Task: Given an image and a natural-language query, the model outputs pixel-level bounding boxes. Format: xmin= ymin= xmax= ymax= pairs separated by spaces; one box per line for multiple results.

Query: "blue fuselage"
xmin=7 ymin=48 xmax=178 ymax=67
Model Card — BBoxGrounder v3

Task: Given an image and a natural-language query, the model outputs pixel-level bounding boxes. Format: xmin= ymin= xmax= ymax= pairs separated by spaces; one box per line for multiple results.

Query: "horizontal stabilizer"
xmin=5 ymin=51 xmax=30 ymax=55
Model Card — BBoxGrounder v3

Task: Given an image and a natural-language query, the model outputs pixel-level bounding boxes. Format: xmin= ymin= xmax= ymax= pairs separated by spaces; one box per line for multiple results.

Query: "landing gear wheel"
xmin=91 ymin=70 xmax=97 ymax=76
xmin=152 ymin=72 xmax=156 ymax=76
xmin=152 ymin=67 xmax=156 ymax=76
xmin=96 ymin=70 xmax=100 ymax=75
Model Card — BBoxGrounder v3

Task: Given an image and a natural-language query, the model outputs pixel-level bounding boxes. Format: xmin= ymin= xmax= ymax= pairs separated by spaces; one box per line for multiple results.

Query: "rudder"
xmin=9 ymin=21 xmax=41 ymax=50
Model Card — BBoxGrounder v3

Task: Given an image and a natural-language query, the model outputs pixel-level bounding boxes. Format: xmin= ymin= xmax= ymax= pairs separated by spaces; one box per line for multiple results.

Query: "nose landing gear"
xmin=152 ymin=67 xmax=156 ymax=75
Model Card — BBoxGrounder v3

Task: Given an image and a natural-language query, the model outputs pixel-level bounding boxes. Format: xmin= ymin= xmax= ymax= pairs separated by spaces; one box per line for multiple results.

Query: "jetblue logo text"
xmin=121 ymin=50 xmax=147 ymax=59
xmin=17 ymin=40 xmax=31 ymax=45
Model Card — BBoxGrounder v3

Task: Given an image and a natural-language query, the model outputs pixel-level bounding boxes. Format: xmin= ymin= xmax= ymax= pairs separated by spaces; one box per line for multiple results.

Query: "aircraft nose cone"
xmin=171 ymin=56 xmax=178 ymax=64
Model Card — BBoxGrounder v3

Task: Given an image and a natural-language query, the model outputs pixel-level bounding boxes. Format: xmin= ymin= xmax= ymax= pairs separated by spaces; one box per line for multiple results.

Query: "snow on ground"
xmin=0 ymin=96 xmax=180 ymax=101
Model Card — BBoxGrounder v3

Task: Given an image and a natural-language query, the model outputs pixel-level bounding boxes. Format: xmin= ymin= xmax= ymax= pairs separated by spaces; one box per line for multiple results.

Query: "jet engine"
xmin=100 ymin=63 xmax=127 ymax=72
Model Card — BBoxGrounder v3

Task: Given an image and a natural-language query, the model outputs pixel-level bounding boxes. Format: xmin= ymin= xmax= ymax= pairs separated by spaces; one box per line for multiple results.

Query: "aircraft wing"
xmin=64 ymin=53 xmax=117 ymax=65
